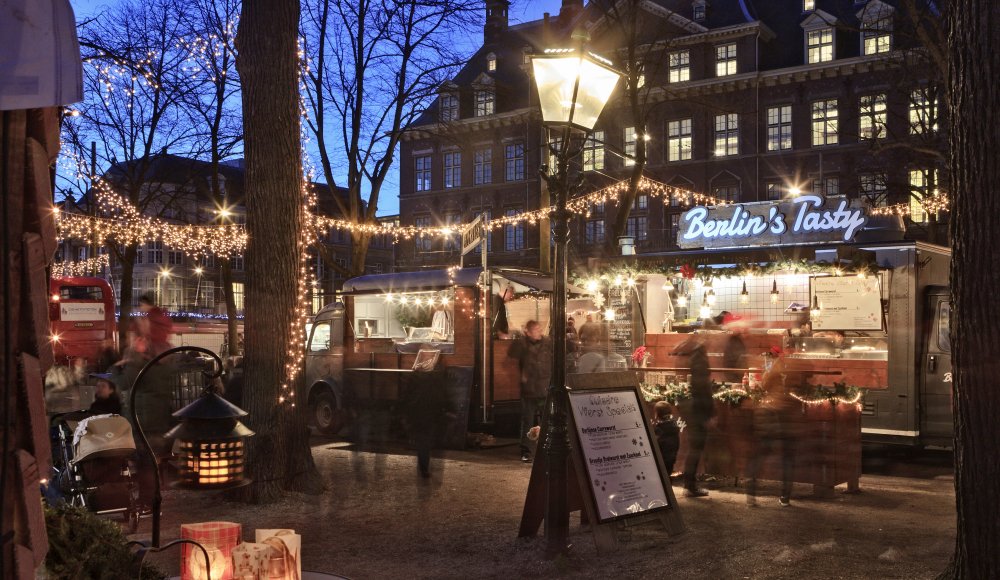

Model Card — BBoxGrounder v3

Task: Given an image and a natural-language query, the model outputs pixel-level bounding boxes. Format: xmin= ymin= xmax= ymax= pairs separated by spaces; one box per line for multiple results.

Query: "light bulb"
xmin=739 ymin=281 xmax=750 ymax=304
xmin=586 ymin=279 xmax=599 ymax=294
xmin=699 ymin=303 xmax=712 ymax=319
xmin=604 ymin=308 xmax=615 ymax=321
xmin=662 ymin=280 xmax=674 ymax=293
xmin=385 ymin=293 xmax=394 ymax=302
xmin=770 ymin=280 xmax=780 ymax=304
xmin=706 ymin=289 xmax=717 ymax=306
xmin=676 ymin=294 xmax=688 ymax=307
xmin=626 ymin=277 xmax=636 ymax=287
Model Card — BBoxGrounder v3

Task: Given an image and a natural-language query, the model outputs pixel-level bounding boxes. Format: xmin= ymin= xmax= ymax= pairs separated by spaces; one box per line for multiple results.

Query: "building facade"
xmin=398 ymin=0 xmax=946 ymax=270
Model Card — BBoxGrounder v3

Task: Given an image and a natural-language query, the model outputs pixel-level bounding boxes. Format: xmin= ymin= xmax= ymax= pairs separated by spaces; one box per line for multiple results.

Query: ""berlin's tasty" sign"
xmin=676 ymin=195 xmax=869 ymax=249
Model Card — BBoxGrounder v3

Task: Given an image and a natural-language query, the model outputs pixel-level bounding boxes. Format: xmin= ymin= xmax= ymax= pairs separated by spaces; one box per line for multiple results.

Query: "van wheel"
xmin=313 ymin=391 xmax=348 ymax=435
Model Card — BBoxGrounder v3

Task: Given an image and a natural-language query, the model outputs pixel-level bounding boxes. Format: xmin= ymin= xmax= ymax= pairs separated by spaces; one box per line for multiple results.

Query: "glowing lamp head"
xmin=706 ymin=289 xmax=717 ymax=306
xmin=194 ymin=267 xmax=204 ymax=275
xmin=699 ymin=302 xmax=712 ymax=319
xmin=51 ymin=293 xmax=60 ymax=302
xmin=662 ymin=280 xmax=674 ymax=293
xmin=585 ymin=279 xmax=599 ymax=294
xmin=530 ymin=42 xmax=623 ymax=132
xmin=739 ymin=281 xmax=750 ymax=304
xmin=789 ymin=187 xmax=802 ymax=197
xmin=676 ymin=294 xmax=688 ymax=307
xmin=604 ymin=308 xmax=615 ymax=321
xmin=166 ymin=388 xmax=253 ymax=490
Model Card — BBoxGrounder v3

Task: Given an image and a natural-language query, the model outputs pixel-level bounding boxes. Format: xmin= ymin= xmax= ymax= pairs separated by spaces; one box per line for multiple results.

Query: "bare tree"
xmin=941 ymin=1 xmax=1000 ymax=577
xmin=177 ymin=0 xmax=245 ymax=356
xmin=300 ymin=0 xmax=477 ymax=278
xmin=67 ymin=0 xmax=199 ymax=347
xmin=236 ymin=0 xmax=322 ymax=501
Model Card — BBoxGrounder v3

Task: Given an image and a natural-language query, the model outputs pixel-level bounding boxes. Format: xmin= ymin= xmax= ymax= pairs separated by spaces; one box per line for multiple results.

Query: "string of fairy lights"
xmin=52 ymin=255 xmax=110 ymax=277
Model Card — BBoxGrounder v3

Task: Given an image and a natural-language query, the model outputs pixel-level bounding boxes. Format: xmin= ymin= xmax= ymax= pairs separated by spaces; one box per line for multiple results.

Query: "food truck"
xmin=592 ymin=195 xmax=952 ymax=449
xmin=304 ymin=268 xmax=573 ymax=438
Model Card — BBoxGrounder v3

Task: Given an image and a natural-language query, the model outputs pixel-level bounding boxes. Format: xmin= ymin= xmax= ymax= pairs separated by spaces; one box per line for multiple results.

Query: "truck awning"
xmin=341 ymin=268 xmax=583 ymax=295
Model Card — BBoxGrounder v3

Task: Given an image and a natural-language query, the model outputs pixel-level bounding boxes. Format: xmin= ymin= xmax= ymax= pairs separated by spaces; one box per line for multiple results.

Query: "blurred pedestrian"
xmin=720 ymin=313 xmax=748 ymax=383
xmin=508 ymin=320 xmax=551 ymax=463
xmin=404 ymin=367 xmax=453 ymax=478
xmin=578 ymin=313 xmax=607 ymax=353
xmin=746 ymin=357 xmax=799 ymax=507
xmin=675 ymin=336 xmax=713 ymax=497
xmin=652 ymin=401 xmax=681 ymax=478
xmin=137 ymin=293 xmax=173 ymax=357
xmin=491 ymin=283 xmax=513 ymax=339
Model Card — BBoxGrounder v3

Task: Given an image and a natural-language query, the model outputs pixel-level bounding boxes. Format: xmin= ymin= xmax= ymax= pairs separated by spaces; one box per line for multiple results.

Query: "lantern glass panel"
xmin=532 ymin=53 xmax=620 ymax=130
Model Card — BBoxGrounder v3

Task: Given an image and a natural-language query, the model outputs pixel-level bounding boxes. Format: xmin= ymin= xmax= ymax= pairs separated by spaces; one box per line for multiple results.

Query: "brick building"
xmin=397 ymin=0 xmax=946 ymax=270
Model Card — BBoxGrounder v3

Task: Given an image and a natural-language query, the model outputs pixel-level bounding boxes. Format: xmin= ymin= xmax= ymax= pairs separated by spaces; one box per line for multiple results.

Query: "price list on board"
xmin=608 ymin=286 xmax=633 ymax=357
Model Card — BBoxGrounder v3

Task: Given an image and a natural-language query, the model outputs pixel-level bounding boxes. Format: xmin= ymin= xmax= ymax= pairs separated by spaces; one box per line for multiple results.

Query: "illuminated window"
xmin=807 ymin=28 xmax=834 ymax=63
xmin=803 ymin=0 xmax=815 ymax=10
xmin=624 ymin=127 xmax=636 ymax=166
xmin=714 ymin=114 xmax=739 ymax=157
xmin=415 ymin=156 xmax=432 ymax=192
xmin=859 ymin=94 xmax=887 ymax=140
xmin=668 ymin=50 xmax=690 ymax=83
xmin=583 ymin=130 xmax=605 ymax=171
xmin=766 ymin=105 xmax=792 ymax=151
xmin=487 ymin=52 xmax=496 ymax=72
xmin=716 ymin=43 xmax=737 ymax=77
xmin=908 ymin=169 xmax=939 ymax=223
xmin=474 ymin=89 xmax=494 ymax=116
xmin=859 ymin=173 xmax=888 ymax=208
xmin=811 ymin=99 xmax=838 ymax=146
xmin=862 ymin=17 xmax=892 ymax=55
xmin=668 ymin=119 xmax=692 ymax=161
xmin=910 ymin=88 xmax=939 ymax=134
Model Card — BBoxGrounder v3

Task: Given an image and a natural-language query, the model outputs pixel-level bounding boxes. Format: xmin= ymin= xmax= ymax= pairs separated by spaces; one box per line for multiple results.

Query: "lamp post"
xmin=530 ymin=34 xmax=622 ymax=556
xmin=127 ymin=345 xmax=253 ymax=578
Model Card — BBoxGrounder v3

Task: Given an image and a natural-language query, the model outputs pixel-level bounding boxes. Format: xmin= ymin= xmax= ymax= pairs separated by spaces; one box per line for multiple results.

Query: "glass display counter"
xmin=784 ymin=335 xmax=888 ymax=361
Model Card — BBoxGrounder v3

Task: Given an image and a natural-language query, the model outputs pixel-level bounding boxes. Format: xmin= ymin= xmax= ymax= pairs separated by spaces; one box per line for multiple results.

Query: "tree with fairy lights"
xmin=940 ymin=1 xmax=1000 ymax=577
xmin=299 ymin=0 xmax=479 ymax=279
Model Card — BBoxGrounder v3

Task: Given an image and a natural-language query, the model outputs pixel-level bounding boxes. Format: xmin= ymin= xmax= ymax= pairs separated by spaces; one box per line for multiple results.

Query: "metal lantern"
xmin=166 ymin=391 xmax=254 ymax=490
xmin=530 ymin=44 xmax=621 ymax=131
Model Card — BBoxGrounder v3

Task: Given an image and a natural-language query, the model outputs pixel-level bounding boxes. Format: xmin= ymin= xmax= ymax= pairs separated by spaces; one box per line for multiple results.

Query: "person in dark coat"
xmin=717 ymin=312 xmax=748 ymax=383
xmin=491 ymin=284 xmax=513 ymax=339
xmin=676 ymin=337 xmax=714 ymax=497
xmin=87 ymin=373 xmax=122 ymax=415
xmin=507 ymin=320 xmax=552 ymax=463
xmin=403 ymin=368 xmax=454 ymax=478
xmin=746 ymin=357 xmax=799 ymax=507
xmin=652 ymin=401 xmax=680 ymax=477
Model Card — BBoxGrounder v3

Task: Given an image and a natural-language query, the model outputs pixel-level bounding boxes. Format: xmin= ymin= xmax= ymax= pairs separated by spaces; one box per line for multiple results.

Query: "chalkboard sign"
xmin=569 ymin=387 xmax=671 ymax=522
xmin=608 ymin=286 xmax=633 ymax=358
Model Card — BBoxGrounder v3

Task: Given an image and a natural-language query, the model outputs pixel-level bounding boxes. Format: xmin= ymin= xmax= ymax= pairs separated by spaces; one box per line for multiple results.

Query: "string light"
xmin=52 ymin=255 xmax=110 ymax=277
xmin=662 ymin=279 xmax=674 ymax=293
xmin=739 ymin=281 xmax=750 ymax=304
xmin=706 ymin=288 xmax=717 ymax=306
xmin=770 ymin=280 xmax=780 ymax=304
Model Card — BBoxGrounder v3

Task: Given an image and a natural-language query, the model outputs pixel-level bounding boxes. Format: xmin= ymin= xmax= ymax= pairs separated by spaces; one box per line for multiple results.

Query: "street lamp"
xmin=531 ymin=33 xmax=622 ymax=557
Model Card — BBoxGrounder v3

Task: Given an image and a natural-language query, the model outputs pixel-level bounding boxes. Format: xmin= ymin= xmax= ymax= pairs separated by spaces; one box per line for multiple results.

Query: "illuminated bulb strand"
xmin=52 ymin=255 xmax=111 ymax=277
xmin=868 ymin=194 xmax=950 ymax=217
xmin=790 ymin=391 xmax=863 ymax=407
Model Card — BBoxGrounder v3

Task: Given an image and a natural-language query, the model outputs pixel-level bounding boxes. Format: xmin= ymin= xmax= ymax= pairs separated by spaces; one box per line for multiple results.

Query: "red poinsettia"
xmin=680 ymin=264 xmax=696 ymax=279
xmin=631 ymin=346 xmax=648 ymax=364
xmin=764 ymin=346 xmax=783 ymax=358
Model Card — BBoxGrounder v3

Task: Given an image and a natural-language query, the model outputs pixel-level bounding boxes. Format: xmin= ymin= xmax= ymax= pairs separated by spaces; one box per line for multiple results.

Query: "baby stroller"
xmin=49 ymin=413 xmax=142 ymax=532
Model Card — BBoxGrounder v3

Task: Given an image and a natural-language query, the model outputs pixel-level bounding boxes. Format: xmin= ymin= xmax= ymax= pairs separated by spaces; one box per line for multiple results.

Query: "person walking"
xmin=746 ymin=357 xmax=799 ymax=507
xmin=137 ymin=293 xmax=173 ymax=357
xmin=508 ymin=320 xmax=551 ymax=463
xmin=676 ymin=337 xmax=714 ymax=497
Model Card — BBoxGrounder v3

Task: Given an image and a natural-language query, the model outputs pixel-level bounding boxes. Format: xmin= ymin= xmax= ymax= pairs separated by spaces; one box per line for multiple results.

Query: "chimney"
xmin=485 ymin=0 xmax=510 ymax=44
xmin=559 ymin=0 xmax=583 ymax=23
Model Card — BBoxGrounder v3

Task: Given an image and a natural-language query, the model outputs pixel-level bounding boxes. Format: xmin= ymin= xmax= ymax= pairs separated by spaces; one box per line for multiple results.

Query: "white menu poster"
xmin=569 ymin=389 xmax=670 ymax=522
xmin=811 ymin=275 xmax=883 ymax=331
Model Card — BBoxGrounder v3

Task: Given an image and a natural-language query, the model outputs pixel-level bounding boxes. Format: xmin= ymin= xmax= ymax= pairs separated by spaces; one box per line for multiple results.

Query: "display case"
xmin=784 ymin=335 xmax=888 ymax=361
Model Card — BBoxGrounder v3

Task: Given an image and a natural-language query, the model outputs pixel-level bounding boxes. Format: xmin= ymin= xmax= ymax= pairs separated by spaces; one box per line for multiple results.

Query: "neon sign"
xmin=677 ymin=196 xmax=869 ymax=249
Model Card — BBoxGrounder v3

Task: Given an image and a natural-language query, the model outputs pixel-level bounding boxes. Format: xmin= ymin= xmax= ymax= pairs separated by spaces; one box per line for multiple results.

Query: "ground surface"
xmin=145 ymin=440 xmax=956 ymax=579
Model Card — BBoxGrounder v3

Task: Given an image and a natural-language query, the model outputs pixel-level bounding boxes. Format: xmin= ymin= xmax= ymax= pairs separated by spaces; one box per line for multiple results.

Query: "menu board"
xmin=607 ymin=287 xmax=633 ymax=357
xmin=810 ymin=275 xmax=883 ymax=331
xmin=569 ymin=388 xmax=670 ymax=522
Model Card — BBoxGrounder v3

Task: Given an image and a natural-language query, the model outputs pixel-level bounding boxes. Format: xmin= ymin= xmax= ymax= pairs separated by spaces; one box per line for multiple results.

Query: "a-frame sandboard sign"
xmin=518 ymin=371 xmax=685 ymax=552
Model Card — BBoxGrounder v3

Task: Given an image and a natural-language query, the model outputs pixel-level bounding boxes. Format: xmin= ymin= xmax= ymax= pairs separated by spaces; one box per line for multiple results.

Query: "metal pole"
xmin=543 ymin=126 xmax=573 ymax=557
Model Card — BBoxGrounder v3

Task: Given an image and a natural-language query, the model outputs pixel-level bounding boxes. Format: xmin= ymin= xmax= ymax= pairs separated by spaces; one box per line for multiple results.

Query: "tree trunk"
xmin=234 ymin=0 xmax=320 ymax=503
xmin=942 ymin=2 xmax=1000 ymax=578
xmin=349 ymin=230 xmax=371 ymax=278
xmin=117 ymin=245 xmax=138 ymax=349
xmin=220 ymin=258 xmax=240 ymax=357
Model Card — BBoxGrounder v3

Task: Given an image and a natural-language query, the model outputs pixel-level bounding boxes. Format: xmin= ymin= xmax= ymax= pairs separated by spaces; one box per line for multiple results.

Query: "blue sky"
xmin=68 ymin=0 xmax=564 ymax=216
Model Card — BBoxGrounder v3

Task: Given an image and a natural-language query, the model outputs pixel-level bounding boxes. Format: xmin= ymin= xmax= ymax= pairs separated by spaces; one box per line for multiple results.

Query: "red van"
xmin=49 ymin=276 xmax=118 ymax=368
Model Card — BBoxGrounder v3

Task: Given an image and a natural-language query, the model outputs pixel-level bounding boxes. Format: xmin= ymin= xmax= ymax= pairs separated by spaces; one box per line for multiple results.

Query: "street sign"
xmin=461 ymin=214 xmax=484 ymax=256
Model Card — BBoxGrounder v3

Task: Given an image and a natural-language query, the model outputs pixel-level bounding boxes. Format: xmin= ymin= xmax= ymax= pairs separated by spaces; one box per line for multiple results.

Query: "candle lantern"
xmin=180 ymin=522 xmax=242 ymax=580
xmin=166 ymin=390 xmax=254 ymax=490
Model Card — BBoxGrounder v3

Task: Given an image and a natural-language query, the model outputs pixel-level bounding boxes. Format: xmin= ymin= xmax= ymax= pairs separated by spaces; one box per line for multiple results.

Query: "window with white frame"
xmin=713 ymin=184 xmax=739 ymax=203
xmin=862 ymin=16 xmax=892 ymax=55
xmin=859 ymin=173 xmax=888 ymax=208
xmin=197 ymin=281 xmax=215 ymax=309
xmin=443 ymin=151 xmax=461 ymax=188
xmin=414 ymin=215 xmax=432 ymax=251
xmin=908 ymin=168 xmax=938 ymax=223
xmin=668 ymin=119 xmax=692 ymax=161
xmin=167 ymin=248 xmax=183 ymax=266
xmin=909 ymin=88 xmax=939 ymax=134
xmin=807 ymin=28 xmax=834 ymax=63
xmin=626 ymin=216 xmax=648 ymax=241
xmin=633 ymin=194 xmax=649 ymax=211
xmin=487 ymin=52 xmax=496 ymax=72
xmin=583 ymin=130 xmax=605 ymax=171
xmin=585 ymin=220 xmax=605 ymax=245
xmin=474 ymin=88 xmax=495 ymax=116
xmin=146 ymin=240 xmax=163 ymax=264
xmin=812 ymin=176 xmax=839 ymax=196
xmin=714 ymin=114 xmax=739 ymax=157
xmin=859 ymin=94 xmax=887 ymax=140
xmin=415 ymin=155 xmax=432 ymax=192
xmin=474 ymin=148 xmax=492 ymax=185
xmin=693 ymin=1 xmax=706 ymax=23
xmin=232 ymin=282 xmax=244 ymax=313
xmin=230 ymin=253 xmax=243 ymax=271
xmin=766 ymin=105 xmax=793 ymax=151
xmin=716 ymin=43 xmax=737 ymax=77
xmin=811 ymin=99 xmax=839 ymax=146
xmin=624 ymin=127 xmax=636 ymax=166
xmin=803 ymin=0 xmax=815 ymax=10
xmin=439 ymin=93 xmax=459 ymax=121
xmin=504 ymin=207 xmax=525 ymax=251
xmin=505 ymin=142 xmax=525 ymax=181
xmin=668 ymin=50 xmax=690 ymax=83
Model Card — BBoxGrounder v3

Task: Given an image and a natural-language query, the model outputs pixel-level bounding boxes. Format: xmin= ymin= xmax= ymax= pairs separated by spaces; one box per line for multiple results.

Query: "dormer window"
xmin=439 ymin=93 xmax=459 ymax=122
xmin=474 ymin=88 xmax=495 ymax=116
xmin=859 ymin=2 xmax=894 ymax=56
xmin=803 ymin=0 xmax=814 ymax=11
xmin=716 ymin=43 xmax=737 ymax=76
xmin=692 ymin=0 xmax=707 ymax=22
xmin=487 ymin=52 xmax=497 ymax=72
xmin=806 ymin=28 xmax=834 ymax=63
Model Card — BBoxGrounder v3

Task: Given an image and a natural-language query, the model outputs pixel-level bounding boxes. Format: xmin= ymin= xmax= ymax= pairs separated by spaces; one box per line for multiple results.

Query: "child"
xmin=88 ymin=373 xmax=122 ymax=415
xmin=652 ymin=401 xmax=681 ymax=479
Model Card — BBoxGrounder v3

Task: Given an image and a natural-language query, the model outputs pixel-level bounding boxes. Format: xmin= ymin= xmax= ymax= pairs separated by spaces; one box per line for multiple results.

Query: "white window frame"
xmin=504 ymin=142 xmax=525 ymax=181
xmin=909 ymin=88 xmax=939 ymax=135
xmin=715 ymin=43 xmax=737 ymax=77
xmin=667 ymin=118 xmax=692 ymax=161
xmin=908 ymin=168 xmax=939 ymax=223
xmin=806 ymin=28 xmax=835 ymax=64
xmin=811 ymin=99 xmax=839 ymax=146
xmin=443 ymin=151 xmax=461 ymax=188
xmin=439 ymin=93 xmax=459 ymax=122
xmin=713 ymin=114 xmax=739 ymax=157
xmin=766 ymin=105 xmax=793 ymax=151
xmin=474 ymin=148 xmax=492 ymax=185
xmin=583 ymin=130 xmax=605 ymax=171
xmin=504 ymin=207 xmax=525 ymax=251
xmin=859 ymin=94 xmax=887 ymax=140
xmin=623 ymin=127 xmax=637 ymax=166
xmin=859 ymin=173 xmax=888 ymax=208
xmin=668 ymin=50 xmax=690 ymax=83
xmin=862 ymin=16 xmax=893 ymax=55
xmin=474 ymin=88 xmax=495 ymax=117
xmin=415 ymin=155 xmax=432 ymax=192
